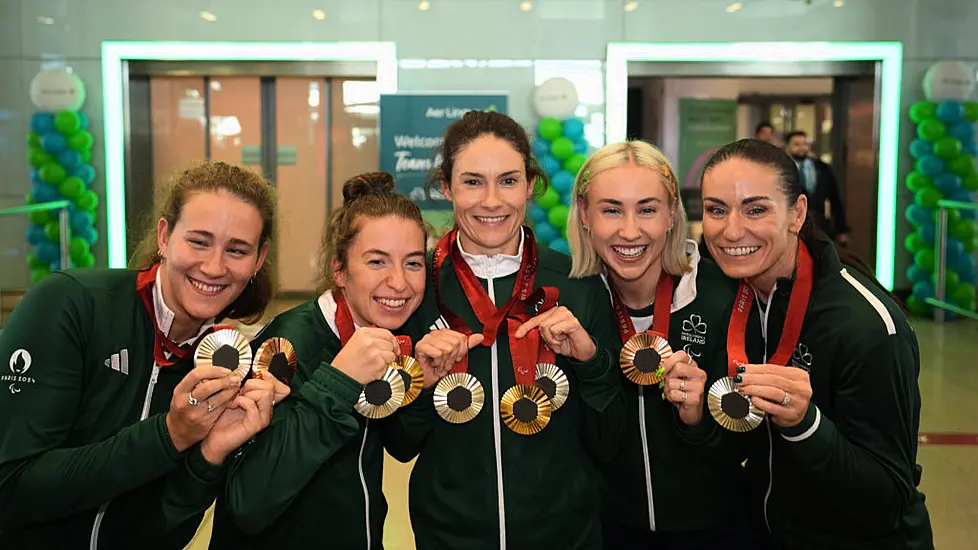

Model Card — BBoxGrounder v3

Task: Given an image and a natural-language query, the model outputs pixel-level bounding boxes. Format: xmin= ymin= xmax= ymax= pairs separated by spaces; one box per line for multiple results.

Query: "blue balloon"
xmin=918 ymin=155 xmax=944 ymax=176
xmin=574 ymin=139 xmax=589 ymax=155
xmin=949 ymin=121 xmax=975 ymax=142
xmin=539 ymin=155 xmax=561 ymax=178
xmin=934 ymin=173 xmax=962 ymax=194
xmin=25 ymin=225 xmax=46 ymax=246
xmin=945 ymin=237 xmax=965 ymax=258
xmin=548 ymin=237 xmax=570 ymax=255
xmin=30 ymin=112 xmax=54 ymax=134
xmin=907 ymin=265 xmax=931 ymax=285
xmin=949 ymin=188 xmax=974 ymax=203
xmin=552 ymin=171 xmax=575 ymax=195
xmin=70 ymin=210 xmax=94 ymax=233
xmin=962 ymin=140 xmax=978 ymax=157
xmin=58 ymin=148 xmax=83 ymax=169
xmin=562 ymin=119 xmax=585 ymax=141
xmin=962 ymin=207 xmax=977 ymax=221
xmin=78 ymin=111 xmax=89 ymax=131
xmin=40 ymin=132 xmax=67 ymax=154
xmin=30 ymin=168 xmax=44 ymax=185
xmin=49 ymin=259 xmax=76 ymax=272
xmin=910 ymin=139 xmax=933 ymax=159
xmin=919 ymin=224 xmax=935 ymax=245
xmin=529 ymin=203 xmax=548 ymax=223
xmin=912 ymin=281 xmax=935 ymax=301
xmin=534 ymin=221 xmax=559 ymax=244
xmin=35 ymin=241 xmax=59 ymax=264
xmin=906 ymin=204 xmax=933 ymax=227
xmin=936 ymin=100 xmax=965 ymax=123
xmin=77 ymin=226 xmax=98 ymax=246
xmin=532 ymin=138 xmax=551 ymax=159
xmin=32 ymin=181 xmax=61 ymax=203
xmin=72 ymin=164 xmax=96 ymax=185
xmin=560 ymin=189 xmax=574 ymax=205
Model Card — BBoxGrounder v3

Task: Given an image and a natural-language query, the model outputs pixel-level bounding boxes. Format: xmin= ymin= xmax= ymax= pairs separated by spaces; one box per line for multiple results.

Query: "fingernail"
xmin=733 ymin=375 xmax=742 ymax=383
xmin=736 ymin=366 xmax=746 ymax=374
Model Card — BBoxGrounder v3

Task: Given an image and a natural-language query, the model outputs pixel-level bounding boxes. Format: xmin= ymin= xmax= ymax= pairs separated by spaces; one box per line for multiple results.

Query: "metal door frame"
xmin=605 ymin=42 xmax=903 ymax=290
xmin=101 ymin=41 xmax=397 ymax=269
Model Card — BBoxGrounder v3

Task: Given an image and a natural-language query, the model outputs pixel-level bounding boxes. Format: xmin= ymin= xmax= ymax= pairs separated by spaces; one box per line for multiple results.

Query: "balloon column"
xmin=904 ymin=61 xmax=978 ymax=317
xmin=529 ymin=78 xmax=589 ymax=254
xmin=24 ymin=70 xmax=99 ymax=284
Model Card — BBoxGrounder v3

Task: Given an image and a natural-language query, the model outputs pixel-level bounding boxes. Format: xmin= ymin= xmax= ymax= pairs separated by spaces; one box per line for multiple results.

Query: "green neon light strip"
xmin=101 ymin=41 xmax=398 ymax=268
xmin=0 ymin=201 xmax=71 ymax=216
xmin=605 ymin=42 xmax=903 ymax=290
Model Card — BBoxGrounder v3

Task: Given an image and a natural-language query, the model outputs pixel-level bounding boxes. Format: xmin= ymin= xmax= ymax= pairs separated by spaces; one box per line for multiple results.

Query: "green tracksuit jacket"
xmin=598 ymin=248 xmax=764 ymax=543
xmin=210 ymin=294 xmax=402 ymax=549
xmin=743 ymin=239 xmax=933 ymax=549
xmin=0 ymin=269 xmax=225 ymax=549
xmin=388 ymin=244 xmax=624 ymax=550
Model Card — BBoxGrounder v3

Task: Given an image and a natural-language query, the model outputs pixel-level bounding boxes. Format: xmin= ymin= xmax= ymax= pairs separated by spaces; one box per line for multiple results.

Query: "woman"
xmin=211 ymin=172 xmax=460 ymax=548
xmin=385 ymin=110 xmax=624 ymax=550
xmin=0 ymin=161 xmax=288 ymax=549
xmin=567 ymin=140 xmax=762 ymax=549
xmin=700 ymin=138 xmax=933 ymax=549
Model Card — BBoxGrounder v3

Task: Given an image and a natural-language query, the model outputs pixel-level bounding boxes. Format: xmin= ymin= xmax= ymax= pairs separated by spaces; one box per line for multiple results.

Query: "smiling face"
xmin=333 ymin=214 xmax=426 ymax=330
xmin=580 ymin=164 xmax=675 ymax=286
xmin=157 ymin=190 xmax=268 ymax=331
xmin=701 ymin=157 xmax=807 ymax=293
xmin=442 ymin=134 xmax=534 ymax=256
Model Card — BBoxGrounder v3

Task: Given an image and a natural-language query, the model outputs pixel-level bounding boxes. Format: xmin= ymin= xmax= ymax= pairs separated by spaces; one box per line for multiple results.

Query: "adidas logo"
xmin=429 ymin=316 xmax=450 ymax=332
xmin=104 ymin=349 xmax=130 ymax=375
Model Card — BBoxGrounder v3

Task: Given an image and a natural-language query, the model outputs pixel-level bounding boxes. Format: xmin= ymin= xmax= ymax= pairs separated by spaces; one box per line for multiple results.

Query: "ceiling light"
xmin=199 ymin=11 xmax=218 ymax=22
xmin=833 ymin=0 xmax=844 ymax=6
xmin=418 ymin=0 xmax=431 ymax=10
xmin=312 ymin=9 xmax=326 ymax=20
xmin=725 ymin=2 xmax=742 ymax=13
xmin=624 ymin=1 xmax=638 ymax=12
xmin=520 ymin=0 xmax=532 ymax=11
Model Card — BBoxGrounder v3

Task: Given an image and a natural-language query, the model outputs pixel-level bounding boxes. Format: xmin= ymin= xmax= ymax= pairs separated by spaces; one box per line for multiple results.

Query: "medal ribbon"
xmin=136 ymin=263 xmax=214 ymax=367
xmin=608 ymin=273 xmax=676 ymax=344
xmin=726 ymin=241 xmax=814 ymax=377
xmin=333 ymin=289 xmax=412 ymax=356
xmin=432 ymin=227 xmax=556 ymax=385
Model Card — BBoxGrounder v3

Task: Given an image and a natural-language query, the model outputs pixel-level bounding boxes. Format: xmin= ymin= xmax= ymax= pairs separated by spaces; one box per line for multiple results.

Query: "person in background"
xmin=387 ymin=110 xmax=624 ymax=550
xmin=784 ymin=130 xmax=850 ymax=245
xmin=568 ymin=140 xmax=760 ymax=549
xmin=754 ymin=121 xmax=776 ymax=144
xmin=700 ymin=138 xmax=932 ymax=549
xmin=0 ymin=161 xmax=288 ymax=549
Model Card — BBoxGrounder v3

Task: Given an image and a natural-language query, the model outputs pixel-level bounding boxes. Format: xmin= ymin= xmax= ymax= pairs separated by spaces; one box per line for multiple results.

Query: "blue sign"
xmin=379 ymin=93 xmax=508 ymax=210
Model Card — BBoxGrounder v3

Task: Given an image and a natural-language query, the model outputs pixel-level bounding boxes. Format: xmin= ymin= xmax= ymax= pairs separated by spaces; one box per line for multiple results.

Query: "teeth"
xmin=475 ymin=216 xmax=507 ymax=223
xmin=722 ymin=246 xmax=760 ymax=257
xmin=377 ymin=298 xmax=408 ymax=308
xmin=612 ymin=245 xmax=647 ymax=258
xmin=189 ymin=278 xmax=226 ymax=294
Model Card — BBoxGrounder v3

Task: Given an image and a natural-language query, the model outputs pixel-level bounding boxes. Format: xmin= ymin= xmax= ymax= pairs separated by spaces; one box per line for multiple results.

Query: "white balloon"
xmin=30 ymin=70 xmax=86 ymax=112
xmin=922 ymin=61 xmax=976 ymax=102
xmin=533 ymin=77 xmax=579 ymax=119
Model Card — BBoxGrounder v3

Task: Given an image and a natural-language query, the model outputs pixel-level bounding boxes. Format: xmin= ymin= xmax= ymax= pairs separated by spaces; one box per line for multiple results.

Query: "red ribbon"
xmin=333 ymin=289 xmax=412 ymax=356
xmin=136 ymin=263 xmax=216 ymax=367
xmin=432 ymin=227 xmax=558 ymax=385
xmin=608 ymin=273 xmax=676 ymax=344
xmin=726 ymin=241 xmax=814 ymax=377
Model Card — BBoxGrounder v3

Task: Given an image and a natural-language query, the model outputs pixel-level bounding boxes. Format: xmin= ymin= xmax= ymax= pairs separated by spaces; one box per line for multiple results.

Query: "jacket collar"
xmin=457 ymin=227 xmax=525 ymax=280
xmin=317 ymin=290 xmax=362 ymax=340
xmin=153 ymin=266 xmax=214 ymax=345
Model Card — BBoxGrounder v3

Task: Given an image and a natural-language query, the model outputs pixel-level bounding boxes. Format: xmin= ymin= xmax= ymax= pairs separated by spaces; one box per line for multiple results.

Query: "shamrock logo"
xmin=792 ymin=343 xmax=813 ymax=367
xmin=682 ymin=314 xmax=707 ymax=335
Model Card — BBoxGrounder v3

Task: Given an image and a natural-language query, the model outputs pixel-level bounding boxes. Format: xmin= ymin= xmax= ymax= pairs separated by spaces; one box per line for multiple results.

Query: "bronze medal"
xmin=534 ymin=363 xmax=569 ymax=411
xmin=354 ymin=366 xmax=406 ymax=419
xmin=500 ymin=384 xmax=552 ymax=435
xmin=433 ymin=372 xmax=485 ymax=424
xmin=620 ymin=332 xmax=672 ymax=386
xmin=195 ymin=328 xmax=252 ymax=377
xmin=252 ymin=337 xmax=297 ymax=383
xmin=708 ymin=376 xmax=765 ymax=432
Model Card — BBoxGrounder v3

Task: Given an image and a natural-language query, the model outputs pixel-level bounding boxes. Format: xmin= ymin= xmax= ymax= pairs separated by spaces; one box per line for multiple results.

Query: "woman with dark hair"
xmin=387 ymin=110 xmax=624 ymax=549
xmin=0 ymin=161 xmax=287 ymax=549
xmin=699 ymin=138 xmax=933 ymax=549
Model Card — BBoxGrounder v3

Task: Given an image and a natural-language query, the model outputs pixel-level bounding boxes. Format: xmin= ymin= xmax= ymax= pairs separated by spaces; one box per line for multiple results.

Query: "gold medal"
xmin=500 ymin=384 xmax=552 ymax=435
xmin=252 ymin=337 xmax=297 ymax=382
xmin=354 ymin=366 xmax=406 ymax=419
xmin=708 ymin=377 xmax=765 ymax=432
xmin=392 ymin=355 xmax=424 ymax=406
xmin=534 ymin=363 xmax=569 ymax=411
xmin=620 ymin=332 xmax=672 ymax=386
xmin=433 ymin=372 xmax=485 ymax=424
xmin=195 ymin=329 xmax=253 ymax=376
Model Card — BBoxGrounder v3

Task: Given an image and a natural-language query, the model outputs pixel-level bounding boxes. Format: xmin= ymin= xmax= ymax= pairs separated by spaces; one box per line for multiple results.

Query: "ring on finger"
xmin=687 ymin=354 xmax=693 ymax=365
xmin=188 ymin=392 xmax=200 ymax=407
xmin=207 ymin=401 xmax=215 ymax=413
xmin=679 ymin=378 xmax=686 ymax=392
xmin=680 ymin=391 xmax=687 ymax=406
xmin=780 ymin=391 xmax=790 ymax=406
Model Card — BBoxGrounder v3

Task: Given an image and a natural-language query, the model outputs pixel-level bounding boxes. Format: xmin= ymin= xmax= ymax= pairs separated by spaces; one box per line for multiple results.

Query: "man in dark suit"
xmin=785 ymin=130 xmax=851 ymax=245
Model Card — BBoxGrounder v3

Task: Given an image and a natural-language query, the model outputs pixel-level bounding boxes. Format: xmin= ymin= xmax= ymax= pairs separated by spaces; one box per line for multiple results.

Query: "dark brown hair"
xmin=425 ymin=110 xmax=548 ymax=198
xmin=319 ymin=171 xmax=428 ymax=292
xmin=701 ymin=139 xmax=896 ymax=301
xmin=130 ymin=160 xmax=277 ymax=324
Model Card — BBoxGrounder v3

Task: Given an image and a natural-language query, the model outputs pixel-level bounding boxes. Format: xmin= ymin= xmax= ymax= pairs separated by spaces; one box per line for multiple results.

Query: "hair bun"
xmin=342 ymin=172 xmax=396 ymax=203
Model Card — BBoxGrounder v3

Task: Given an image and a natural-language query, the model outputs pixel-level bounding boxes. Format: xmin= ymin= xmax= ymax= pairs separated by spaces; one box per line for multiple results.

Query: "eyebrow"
xmin=703 ymin=196 xmax=773 ymax=206
xmin=459 ymin=170 xmax=522 ymax=179
xmin=596 ymin=197 xmax=663 ymax=206
xmin=363 ymin=249 xmax=427 ymax=259
xmin=187 ymin=229 xmax=255 ymax=249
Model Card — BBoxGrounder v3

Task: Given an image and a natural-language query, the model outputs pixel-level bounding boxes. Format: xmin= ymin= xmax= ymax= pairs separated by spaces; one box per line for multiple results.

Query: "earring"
xmin=788 ymin=229 xmax=800 ymax=236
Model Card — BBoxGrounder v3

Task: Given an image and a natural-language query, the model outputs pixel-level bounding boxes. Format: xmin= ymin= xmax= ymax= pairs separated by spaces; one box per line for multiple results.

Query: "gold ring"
xmin=680 ymin=378 xmax=686 ymax=392
xmin=781 ymin=391 xmax=790 ymax=406
xmin=680 ymin=391 xmax=687 ymax=405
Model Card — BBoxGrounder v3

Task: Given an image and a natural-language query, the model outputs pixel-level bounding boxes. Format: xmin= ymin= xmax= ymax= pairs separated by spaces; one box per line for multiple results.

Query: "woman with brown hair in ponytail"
xmin=699 ymin=139 xmax=933 ymax=549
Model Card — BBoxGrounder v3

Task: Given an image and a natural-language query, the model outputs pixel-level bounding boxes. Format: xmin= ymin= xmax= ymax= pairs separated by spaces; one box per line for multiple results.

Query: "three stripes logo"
xmin=104 ymin=349 xmax=130 ymax=375
xmin=430 ymin=316 xmax=450 ymax=332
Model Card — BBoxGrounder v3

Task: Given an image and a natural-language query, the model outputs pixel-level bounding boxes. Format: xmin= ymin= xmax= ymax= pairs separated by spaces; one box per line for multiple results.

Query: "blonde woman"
xmin=568 ymin=140 xmax=764 ymax=549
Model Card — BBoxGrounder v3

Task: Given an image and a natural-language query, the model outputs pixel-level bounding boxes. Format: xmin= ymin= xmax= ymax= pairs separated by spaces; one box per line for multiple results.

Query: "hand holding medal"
xmin=660 ymin=350 xmax=708 ymax=426
xmin=416 ymin=329 xmax=485 ymax=388
xmin=201 ymin=372 xmax=291 ymax=464
xmin=734 ymin=364 xmax=812 ymax=428
xmin=513 ymin=306 xmax=596 ymax=363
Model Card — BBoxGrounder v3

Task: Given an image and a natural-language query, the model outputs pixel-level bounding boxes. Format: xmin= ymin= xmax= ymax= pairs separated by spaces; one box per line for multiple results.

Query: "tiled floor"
xmin=221 ymin=306 xmax=978 ymax=549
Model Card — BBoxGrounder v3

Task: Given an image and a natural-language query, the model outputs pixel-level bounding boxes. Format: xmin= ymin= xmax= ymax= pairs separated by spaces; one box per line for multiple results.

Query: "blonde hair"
xmin=568 ymin=140 xmax=691 ymax=278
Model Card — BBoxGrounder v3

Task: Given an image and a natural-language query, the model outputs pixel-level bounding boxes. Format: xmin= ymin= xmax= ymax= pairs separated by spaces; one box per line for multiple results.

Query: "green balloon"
xmin=964 ymin=101 xmax=978 ymax=123
xmin=67 ymin=130 xmax=94 ymax=151
xmin=44 ymin=220 xmax=60 ymax=243
xmin=54 ymin=111 xmax=81 ymax=135
xmin=947 ymin=155 xmax=976 ymax=178
xmin=933 ymin=136 xmax=962 ymax=160
xmin=27 ymin=252 xmax=46 ymax=270
xmin=550 ymin=137 xmax=574 ymax=160
xmin=538 ymin=118 xmax=563 ymax=142
xmin=82 ymin=149 xmax=92 ymax=163
xmin=69 ymin=237 xmax=90 ymax=262
xmin=934 ymin=207 xmax=961 ymax=226
xmin=909 ymin=102 xmax=937 ymax=124
xmin=27 ymin=131 xmax=41 ymax=148
xmin=537 ymin=186 xmax=560 ymax=209
xmin=29 ymin=148 xmax=54 ymax=168
xmin=76 ymin=190 xmax=99 ymax=212
xmin=547 ymin=204 xmax=570 ymax=229
xmin=905 ymin=295 xmax=930 ymax=316
xmin=963 ymin=173 xmax=978 ymax=192
xmin=915 ymin=187 xmax=942 ymax=208
xmin=951 ymin=283 xmax=976 ymax=310
xmin=76 ymin=252 xmax=95 ymax=268
xmin=905 ymin=232 xmax=926 ymax=253
xmin=25 ymin=193 xmax=36 ymax=205
xmin=39 ymin=163 xmax=67 ymax=185
xmin=58 ymin=176 xmax=85 ymax=199
xmin=31 ymin=267 xmax=51 ymax=285
xmin=563 ymin=154 xmax=587 ymax=177
xmin=29 ymin=209 xmax=53 ymax=225
xmin=966 ymin=235 xmax=978 ymax=254
xmin=917 ymin=119 xmax=947 ymax=141
xmin=915 ymin=248 xmax=935 ymax=271
xmin=950 ymin=218 xmax=976 ymax=243
xmin=905 ymin=171 xmax=933 ymax=192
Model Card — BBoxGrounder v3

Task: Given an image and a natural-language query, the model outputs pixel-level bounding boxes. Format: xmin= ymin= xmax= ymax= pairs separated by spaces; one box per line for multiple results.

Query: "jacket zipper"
xmin=357 ymin=421 xmax=372 ymax=549
xmin=757 ymin=289 xmax=775 ymax=534
xmin=637 ymin=386 xmax=655 ymax=531
xmin=90 ymin=362 xmax=160 ymax=549
xmin=486 ymin=265 xmax=507 ymax=550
